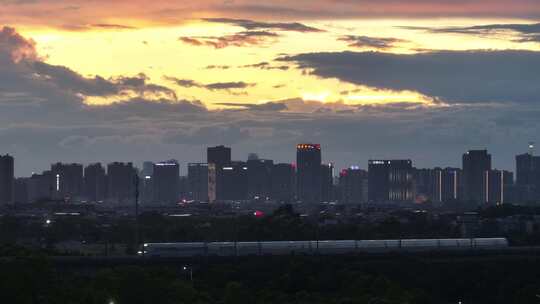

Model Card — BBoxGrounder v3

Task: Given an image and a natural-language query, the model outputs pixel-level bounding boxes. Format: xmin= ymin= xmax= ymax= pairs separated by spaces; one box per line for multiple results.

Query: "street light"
xmin=183 ymin=265 xmax=193 ymax=281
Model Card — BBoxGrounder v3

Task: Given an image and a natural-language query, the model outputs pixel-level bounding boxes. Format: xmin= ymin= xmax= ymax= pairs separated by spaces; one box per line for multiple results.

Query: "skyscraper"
xmin=207 ymin=145 xmax=231 ymax=166
xmin=296 ymin=144 xmax=322 ymax=203
xmin=462 ymin=150 xmax=492 ymax=204
xmin=0 ymin=155 xmax=14 ymax=205
xmin=339 ymin=167 xmax=368 ymax=204
xmin=51 ymin=162 xmax=84 ymax=201
xmin=207 ymin=145 xmax=232 ymax=200
xmin=153 ymin=160 xmax=180 ymax=204
xmin=516 ymin=150 xmax=540 ymax=203
xmin=188 ymin=163 xmax=209 ymax=202
xmin=368 ymin=160 xmax=415 ymax=203
xmin=27 ymin=171 xmax=53 ymax=203
xmin=485 ymin=169 xmax=514 ymax=204
xmin=221 ymin=161 xmax=248 ymax=200
xmin=107 ymin=162 xmax=136 ymax=204
xmin=84 ymin=163 xmax=107 ymax=202
xmin=247 ymin=158 xmax=273 ymax=200
xmin=321 ymin=163 xmax=334 ymax=202
xmin=14 ymin=178 xmax=29 ymax=204
xmin=271 ymin=163 xmax=295 ymax=202
xmin=414 ymin=168 xmax=461 ymax=203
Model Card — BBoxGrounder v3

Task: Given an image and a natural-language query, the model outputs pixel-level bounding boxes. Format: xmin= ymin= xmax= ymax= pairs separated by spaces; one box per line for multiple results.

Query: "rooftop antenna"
xmin=529 ymin=142 xmax=535 ymax=156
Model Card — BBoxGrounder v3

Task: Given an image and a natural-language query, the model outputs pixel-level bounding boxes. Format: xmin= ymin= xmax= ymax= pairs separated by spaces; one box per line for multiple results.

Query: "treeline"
xmin=2 ymin=204 xmax=540 ymax=255
xmin=1 ymin=254 xmax=540 ymax=303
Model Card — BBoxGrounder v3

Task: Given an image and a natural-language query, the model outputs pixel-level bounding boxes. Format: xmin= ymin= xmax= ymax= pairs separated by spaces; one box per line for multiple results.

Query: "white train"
xmin=140 ymin=238 xmax=509 ymax=258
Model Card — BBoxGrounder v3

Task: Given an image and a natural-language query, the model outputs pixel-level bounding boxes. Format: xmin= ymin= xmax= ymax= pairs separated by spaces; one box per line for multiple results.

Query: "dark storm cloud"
xmin=32 ymin=62 xmax=177 ymax=98
xmin=281 ymin=50 xmax=540 ymax=104
xmin=179 ymin=31 xmax=278 ymax=48
xmin=205 ymin=82 xmax=255 ymax=90
xmin=203 ymin=18 xmax=324 ymax=32
xmin=216 ymin=102 xmax=288 ymax=111
xmin=404 ymin=22 xmax=540 ymax=43
xmin=239 ymin=61 xmax=290 ymax=70
xmin=338 ymin=35 xmax=407 ymax=49
xmin=205 ymin=65 xmax=232 ymax=70
xmin=164 ymin=76 xmax=255 ymax=91
xmin=3 ymin=0 xmax=540 ymax=31
xmin=90 ymin=23 xmax=136 ymax=30
xmin=415 ymin=22 xmax=540 ymax=35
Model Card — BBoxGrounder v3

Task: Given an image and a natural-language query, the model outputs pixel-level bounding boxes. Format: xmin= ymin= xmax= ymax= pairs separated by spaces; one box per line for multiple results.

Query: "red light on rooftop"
xmin=253 ymin=210 xmax=265 ymax=218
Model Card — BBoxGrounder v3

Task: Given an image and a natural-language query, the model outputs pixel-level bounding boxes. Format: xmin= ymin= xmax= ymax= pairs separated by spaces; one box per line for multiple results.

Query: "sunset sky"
xmin=1 ymin=0 xmax=540 ymax=175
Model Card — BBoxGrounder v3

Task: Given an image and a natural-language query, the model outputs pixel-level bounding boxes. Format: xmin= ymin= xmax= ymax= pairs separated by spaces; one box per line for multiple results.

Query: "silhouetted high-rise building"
xmin=51 ymin=162 xmax=83 ymax=201
xmin=484 ymin=169 xmax=513 ymax=204
xmin=368 ymin=160 xmax=415 ymax=202
xmin=516 ymin=152 xmax=540 ymax=203
xmin=14 ymin=177 xmax=29 ymax=204
xmin=339 ymin=167 xmax=368 ymax=204
xmin=247 ymin=158 xmax=273 ymax=200
xmin=207 ymin=146 xmax=231 ymax=166
xmin=141 ymin=161 xmax=154 ymax=177
xmin=153 ymin=160 xmax=180 ymax=204
xmin=178 ymin=176 xmax=189 ymax=201
xmin=296 ymin=144 xmax=322 ymax=203
xmin=271 ymin=163 xmax=295 ymax=202
xmin=415 ymin=168 xmax=462 ymax=203
xmin=84 ymin=163 xmax=106 ymax=202
xmin=321 ymin=163 xmax=334 ymax=202
xmin=208 ymin=145 xmax=232 ymax=200
xmin=28 ymin=171 xmax=53 ymax=203
xmin=0 ymin=155 xmax=14 ymax=205
xmin=188 ymin=163 xmax=209 ymax=202
xmin=107 ymin=162 xmax=136 ymax=204
xmin=462 ymin=150 xmax=492 ymax=204
xmin=221 ymin=161 xmax=248 ymax=200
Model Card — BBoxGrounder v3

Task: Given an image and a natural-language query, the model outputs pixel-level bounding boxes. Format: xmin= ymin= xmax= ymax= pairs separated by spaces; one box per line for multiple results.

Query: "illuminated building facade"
xmin=368 ymin=160 xmax=415 ymax=202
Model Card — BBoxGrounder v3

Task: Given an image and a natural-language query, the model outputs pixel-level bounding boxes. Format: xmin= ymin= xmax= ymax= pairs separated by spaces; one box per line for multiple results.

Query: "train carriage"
xmin=140 ymin=238 xmax=509 ymax=258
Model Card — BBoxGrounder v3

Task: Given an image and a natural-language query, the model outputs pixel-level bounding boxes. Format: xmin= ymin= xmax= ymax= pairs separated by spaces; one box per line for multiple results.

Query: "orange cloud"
xmin=2 ymin=0 xmax=540 ymax=30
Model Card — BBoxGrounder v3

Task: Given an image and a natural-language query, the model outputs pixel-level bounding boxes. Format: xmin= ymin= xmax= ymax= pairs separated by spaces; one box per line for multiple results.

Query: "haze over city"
xmin=1 ymin=0 xmax=540 ymax=175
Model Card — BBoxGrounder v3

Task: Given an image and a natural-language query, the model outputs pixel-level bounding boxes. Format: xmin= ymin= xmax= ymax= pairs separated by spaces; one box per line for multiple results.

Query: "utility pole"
xmin=134 ymin=174 xmax=141 ymax=254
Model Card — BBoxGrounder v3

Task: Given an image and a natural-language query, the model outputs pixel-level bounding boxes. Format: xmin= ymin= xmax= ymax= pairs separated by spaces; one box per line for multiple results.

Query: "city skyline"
xmin=1 ymin=145 xmax=534 ymax=206
xmin=0 ymin=1 xmax=539 ymax=175
xmin=1 ymin=143 xmax=535 ymax=178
